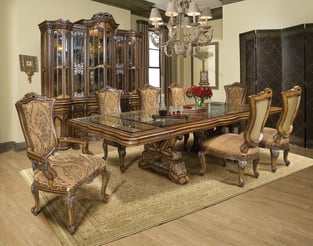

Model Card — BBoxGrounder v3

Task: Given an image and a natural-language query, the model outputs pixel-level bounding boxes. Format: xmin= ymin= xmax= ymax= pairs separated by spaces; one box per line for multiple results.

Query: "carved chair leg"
xmin=102 ymin=141 xmax=108 ymax=160
xmin=252 ymin=158 xmax=260 ymax=178
xmin=270 ymin=148 xmax=280 ymax=173
xmin=283 ymin=147 xmax=290 ymax=166
xmin=31 ymin=182 xmax=40 ymax=215
xmin=65 ymin=195 xmax=75 ymax=234
xmin=238 ymin=160 xmax=247 ymax=187
xmin=101 ymin=171 xmax=110 ymax=203
xmin=199 ymin=151 xmax=207 ymax=175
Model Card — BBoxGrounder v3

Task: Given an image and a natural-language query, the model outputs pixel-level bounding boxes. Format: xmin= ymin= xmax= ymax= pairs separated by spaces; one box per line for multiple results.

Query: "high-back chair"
xmin=224 ymin=82 xmax=248 ymax=105
xmin=259 ymin=85 xmax=302 ymax=172
xmin=224 ymin=82 xmax=248 ymax=133
xmin=168 ymin=83 xmax=189 ymax=151
xmin=199 ymin=88 xmax=272 ymax=187
xmin=97 ymin=86 xmax=122 ymax=115
xmin=15 ymin=92 xmax=110 ymax=234
xmin=96 ymin=87 xmax=129 ymax=172
xmin=138 ymin=84 xmax=161 ymax=110
xmin=168 ymin=83 xmax=186 ymax=107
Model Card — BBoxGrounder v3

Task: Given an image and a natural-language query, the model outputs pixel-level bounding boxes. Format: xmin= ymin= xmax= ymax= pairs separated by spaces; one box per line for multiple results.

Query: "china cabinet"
xmin=39 ymin=13 xmax=143 ymax=141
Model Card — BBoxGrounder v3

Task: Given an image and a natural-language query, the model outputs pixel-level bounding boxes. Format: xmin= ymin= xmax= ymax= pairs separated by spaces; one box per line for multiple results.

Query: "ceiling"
xmin=150 ymin=0 xmax=222 ymax=11
xmin=92 ymin=0 xmax=242 ymax=20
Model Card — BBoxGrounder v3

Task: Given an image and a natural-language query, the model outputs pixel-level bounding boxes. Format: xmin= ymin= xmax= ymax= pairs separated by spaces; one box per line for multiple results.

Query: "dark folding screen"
xmin=240 ymin=24 xmax=313 ymax=147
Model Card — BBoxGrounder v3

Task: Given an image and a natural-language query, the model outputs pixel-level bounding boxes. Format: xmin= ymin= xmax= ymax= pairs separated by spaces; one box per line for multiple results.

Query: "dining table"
xmin=70 ymin=102 xmax=281 ymax=184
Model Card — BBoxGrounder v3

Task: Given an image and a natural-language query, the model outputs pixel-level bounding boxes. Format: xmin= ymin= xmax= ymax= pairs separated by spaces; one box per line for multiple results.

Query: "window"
xmin=148 ymin=31 xmax=160 ymax=87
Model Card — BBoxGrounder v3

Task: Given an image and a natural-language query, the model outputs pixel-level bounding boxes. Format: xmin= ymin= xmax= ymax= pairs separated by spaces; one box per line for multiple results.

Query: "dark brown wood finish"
xmin=39 ymin=13 xmax=143 ymax=141
xmin=71 ymin=104 xmax=281 ymax=184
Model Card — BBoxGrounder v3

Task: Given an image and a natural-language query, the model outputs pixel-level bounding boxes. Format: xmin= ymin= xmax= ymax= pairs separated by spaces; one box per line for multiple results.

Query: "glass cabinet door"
xmin=72 ymin=30 xmax=86 ymax=98
xmin=115 ymin=35 xmax=126 ymax=90
xmin=52 ymin=29 xmax=71 ymax=99
xmin=88 ymin=28 xmax=104 ymax=96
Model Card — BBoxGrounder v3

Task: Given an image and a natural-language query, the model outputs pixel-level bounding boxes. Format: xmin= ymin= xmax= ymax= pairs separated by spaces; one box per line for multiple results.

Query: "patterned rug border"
xmin=19 ymin=145 xmax=313 ymax=245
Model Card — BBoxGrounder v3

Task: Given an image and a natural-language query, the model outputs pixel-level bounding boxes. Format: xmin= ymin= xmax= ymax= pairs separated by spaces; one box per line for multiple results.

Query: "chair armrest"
xmin=58 ymin=137 xmax=93 ymax=154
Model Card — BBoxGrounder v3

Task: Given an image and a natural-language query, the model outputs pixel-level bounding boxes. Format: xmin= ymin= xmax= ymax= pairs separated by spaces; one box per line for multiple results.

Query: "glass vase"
xmin=194 ymin=96 xmax=204 ymax=108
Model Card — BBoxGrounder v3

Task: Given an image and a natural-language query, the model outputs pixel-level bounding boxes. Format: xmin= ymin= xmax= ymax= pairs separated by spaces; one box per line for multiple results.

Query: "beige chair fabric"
xmin=259 ymin=85 xmax=302 ymax=172
xmin=138 ymin=84 xmax=161 ymax=110
xmin=15 ymin=92 xmax=110 ymax=234
xmin=96 ymin=87 xmax=130 ymax=172
xmin=168 ymin=83 xmax=189 ymax=151
xmin=223 ymin=82 xmax=248 ymax=133
xmin=199 ymin=88 xmax=272 ymax=187
xmin=224 ymin=82 xmax=248 ymax=105
xmin=168 ymin=83 xmax=186 ymax=107
xmin=97 ymin=86 xmax=122 ymax=115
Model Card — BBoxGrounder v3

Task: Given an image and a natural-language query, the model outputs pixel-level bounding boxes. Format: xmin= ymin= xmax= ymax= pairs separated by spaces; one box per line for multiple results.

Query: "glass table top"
xmin=75 ymin=102 xmax=249 ymax=134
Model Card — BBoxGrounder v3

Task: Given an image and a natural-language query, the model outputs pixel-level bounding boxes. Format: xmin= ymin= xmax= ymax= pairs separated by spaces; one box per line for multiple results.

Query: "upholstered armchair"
xmin=168 ymin=83 xmax=189 ymax=151
xmin=199 ymin=88 xmax=272 ymax=187
xmin=96 ymin=87 xmax=129 ymax=172
xmin=259 ymin=85 xmax=302 ymax=172
xmin=138 ymin=84 xmax=161 ymax=110
xmin=15 ymin=93 xmax=110 ymax=234
xmin=224 ymin=82 xmax=248 ymax=133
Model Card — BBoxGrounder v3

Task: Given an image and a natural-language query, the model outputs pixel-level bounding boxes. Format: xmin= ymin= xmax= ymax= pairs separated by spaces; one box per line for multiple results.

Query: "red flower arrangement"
xmin=186 ymin=85 xmax=213 ymax=100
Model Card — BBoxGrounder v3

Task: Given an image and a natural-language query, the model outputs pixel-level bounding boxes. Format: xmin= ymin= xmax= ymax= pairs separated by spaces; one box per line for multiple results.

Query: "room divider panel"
xmin=240 ymin=24 xmax=313 ymax=148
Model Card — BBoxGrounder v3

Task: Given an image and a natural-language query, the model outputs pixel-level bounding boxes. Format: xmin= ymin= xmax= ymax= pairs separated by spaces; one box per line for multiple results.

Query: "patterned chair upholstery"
xmin=138 ymin=84 xmax=161 ymax=110
xmin=96 ymin=87 xmax=129 ymax=172
xmin=168 ymin=83 xmax=186 ymax=107
xmin=224 ymin=82 xmax=249 ymax=133
xmin=199 ymin=88 xmax=272 ymax=187
xmin=97 ymin=86 xmax=122 ymax=115
xmin=259 ymin=85 xmax=302 ymax=172
xmin=168 ymin=83 xmax=189 ymax=151
xmin=15 ymin=92 xmax=110 ymax=234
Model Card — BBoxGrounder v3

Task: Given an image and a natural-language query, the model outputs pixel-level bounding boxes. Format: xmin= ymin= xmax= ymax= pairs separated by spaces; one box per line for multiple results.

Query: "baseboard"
xmin=0 ymin=141 xmax=26 ymax=153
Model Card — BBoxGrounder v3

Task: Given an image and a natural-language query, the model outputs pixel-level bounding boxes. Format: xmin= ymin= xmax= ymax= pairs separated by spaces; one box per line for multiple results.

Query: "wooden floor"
xmin=1 ymin=144 xmax=313 ymax=246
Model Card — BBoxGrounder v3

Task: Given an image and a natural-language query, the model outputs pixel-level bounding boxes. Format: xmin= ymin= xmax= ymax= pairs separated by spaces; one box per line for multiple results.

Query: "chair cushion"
xmin=202 ymin=133 xmax=259 ymax=159
xmin=262 ymin=127 xmax=289 ymax=145
xmin=33 ymin=153 xmax=105 ymax=192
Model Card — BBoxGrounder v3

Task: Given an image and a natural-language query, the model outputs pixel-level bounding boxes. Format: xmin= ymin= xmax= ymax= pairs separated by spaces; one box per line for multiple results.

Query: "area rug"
xmin=20 ymin=143 xmax=313 ymax=245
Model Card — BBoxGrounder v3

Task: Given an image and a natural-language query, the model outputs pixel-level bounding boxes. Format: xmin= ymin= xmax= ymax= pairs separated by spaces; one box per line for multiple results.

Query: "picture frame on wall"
xmin=192 ymin=42 xmax=219 ymax=89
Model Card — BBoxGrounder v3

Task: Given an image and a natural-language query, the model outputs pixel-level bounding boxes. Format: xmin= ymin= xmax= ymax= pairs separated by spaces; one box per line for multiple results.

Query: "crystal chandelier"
xmin=149 ymin=0 xmax=213 ymax=57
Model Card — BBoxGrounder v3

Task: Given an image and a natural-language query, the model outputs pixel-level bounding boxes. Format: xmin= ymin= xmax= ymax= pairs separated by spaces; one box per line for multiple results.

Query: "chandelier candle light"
xmin=149 ymin=0 xmax=213 ymax=57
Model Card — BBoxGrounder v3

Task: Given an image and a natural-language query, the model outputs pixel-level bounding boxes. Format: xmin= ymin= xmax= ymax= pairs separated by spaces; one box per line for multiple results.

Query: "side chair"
xmin=168 ymin=83 xmax=189 ymax=151
xmin=199 ymin=88 xmax=273 ymax=187
xmin=138 ymin=83 xmax=161 ymax=110
xmin=96 ymin=86 xmax=130 ymax=172
xmin=224 ymin=82 xmax=248 ymax=133
xmin=15 ymin=92 xmax=110 ymax=234
xmin=259 ymin=85 xmax=302 ymax=172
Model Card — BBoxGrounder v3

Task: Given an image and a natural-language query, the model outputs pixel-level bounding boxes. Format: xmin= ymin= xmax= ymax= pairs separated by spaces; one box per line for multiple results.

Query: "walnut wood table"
xmin=70 ymin=103 xmax=281 ymax=185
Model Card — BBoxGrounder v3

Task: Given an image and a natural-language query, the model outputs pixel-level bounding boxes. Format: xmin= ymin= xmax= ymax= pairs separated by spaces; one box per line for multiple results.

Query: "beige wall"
xmin=222 ymin=0 xmax=313 ymax=102
xmin=178 ymin=18 xmax=223 ymax=105
xmin=1 ymin=0 xmax=131 ymax=143
xmin=4 ymin=0 xmax=313 ymax=144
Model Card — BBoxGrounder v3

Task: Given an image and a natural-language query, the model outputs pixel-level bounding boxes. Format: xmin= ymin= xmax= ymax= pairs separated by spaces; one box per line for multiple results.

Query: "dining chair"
xmin=224 ymin=82 xmax=248 ymax=133
xmin=138 ymin=84 xmax=161 ymax=110
xmin=168 ymin=83 xmax=189 ymax=151
xmin=96 ymin=86 xmax=129 ymax=172
xmin=15 ymin=92 xmax=110 ymax=234
xmin=199 ymin=88 xmax=273 ymax=187
xmin=259 ymin=85 xmax=302 ymax=172
xmin=168 ymin=83 xmax=186 ymax=108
